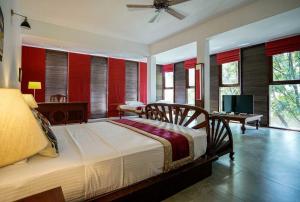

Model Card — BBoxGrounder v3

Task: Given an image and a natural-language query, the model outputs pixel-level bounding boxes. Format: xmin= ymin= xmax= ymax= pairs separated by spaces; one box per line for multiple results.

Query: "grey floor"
xmin=165 ymin=124 xmax=300 ymax=202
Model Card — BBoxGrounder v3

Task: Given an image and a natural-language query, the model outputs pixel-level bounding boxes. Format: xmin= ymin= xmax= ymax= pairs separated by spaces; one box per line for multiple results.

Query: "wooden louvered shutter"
xmin=45 ymin=50 xmax=68 ymax=102
xmin=90 ymin=56 xmax=108 ymax=118
xmin=156 ymin=65 xmax=163 ymax=101
xmin=125 ymin=61 xmax=138 ymax=101
xmin=174 ymin=62 xmax=186 ymax=104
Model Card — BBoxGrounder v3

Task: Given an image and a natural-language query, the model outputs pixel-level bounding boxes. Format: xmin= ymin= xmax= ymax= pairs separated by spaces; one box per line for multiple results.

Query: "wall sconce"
xmin=11 ymin=9 xmax=31 ymax=29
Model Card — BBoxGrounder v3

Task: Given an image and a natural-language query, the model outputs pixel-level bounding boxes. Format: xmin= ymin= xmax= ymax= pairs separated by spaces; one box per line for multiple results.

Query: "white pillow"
xmin=125 ymin=101 xmax=144 ymax=106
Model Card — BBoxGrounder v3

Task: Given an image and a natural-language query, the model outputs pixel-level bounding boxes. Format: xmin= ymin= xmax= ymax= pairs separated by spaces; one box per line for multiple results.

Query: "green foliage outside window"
xmin=270 ymin=51 xmax=300 ymax=130
xmin=222 ymin=61 xmax=239 ymax=84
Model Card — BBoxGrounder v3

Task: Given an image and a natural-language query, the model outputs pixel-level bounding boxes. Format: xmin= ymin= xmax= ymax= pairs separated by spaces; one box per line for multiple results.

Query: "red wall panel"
xmin=68 ymin=53 xmax=91 ymax=114
xmin=139 ymin=62 xmax=147 ymax=104
xmin=108 ymin=58 xmax=126 ymax=117
xmin=21 ymin=46 xmax=46 ymax=102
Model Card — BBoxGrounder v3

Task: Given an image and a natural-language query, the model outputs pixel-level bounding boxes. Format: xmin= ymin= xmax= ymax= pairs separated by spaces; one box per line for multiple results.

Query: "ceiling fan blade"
xmin=149 ymin=11 xmax=160 ymax=23
xmin=127 ymin=4 xmax=154 ymax=8
xmin=168 ymin=0 xmax=190 ymax=6
xmin=165 ymin=8 xmax=185 ymax=20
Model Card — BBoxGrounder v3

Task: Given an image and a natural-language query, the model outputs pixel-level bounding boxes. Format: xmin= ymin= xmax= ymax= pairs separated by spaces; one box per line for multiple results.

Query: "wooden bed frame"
xmin=88 ymin=103 xmax=234 ymax=202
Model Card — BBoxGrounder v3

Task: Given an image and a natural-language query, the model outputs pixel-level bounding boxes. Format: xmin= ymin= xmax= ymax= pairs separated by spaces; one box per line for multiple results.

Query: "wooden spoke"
xmin=179 ymin=108 xmax=189 ymax=125
xmin=183 ymin=111 xmax=200 ymax=127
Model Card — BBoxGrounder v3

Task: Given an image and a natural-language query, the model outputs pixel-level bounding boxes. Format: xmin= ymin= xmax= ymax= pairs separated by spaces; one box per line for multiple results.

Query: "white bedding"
xmin=0 ymin=118 xmax=207 ymax=202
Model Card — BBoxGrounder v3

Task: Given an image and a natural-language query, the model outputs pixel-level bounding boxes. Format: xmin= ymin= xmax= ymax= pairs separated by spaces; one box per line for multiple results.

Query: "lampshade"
xmin=0 ymin=89 xmax=48 ymax=167
xmin=21 ymin=17 xmax=31 ymax=29
xmin=28 ymin=81 xmax=41 ymax=90
xmin=22 ymin=94 xmax=38 ymax=109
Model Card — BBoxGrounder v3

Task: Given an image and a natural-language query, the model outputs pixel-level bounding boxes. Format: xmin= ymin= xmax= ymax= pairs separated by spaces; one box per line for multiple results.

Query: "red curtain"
xmin=163 ymin=64 xmax=174 ymax=72
xmin=108 ymin=58 xmax=126 ymax=117
xmin=265 ymin=35 xmax=300 ymax=56
xmin=216 ymin=49 xmax=240 ymax=65
xmin=68 ymin=53 xmax=91 ymax=115
xmin=21 ymin=46 xmax=46 ymax=102
xmin=184 ymin=58 xmax=197 ymax=69
xmin=139 ymin=62 xmax=147 ymax=104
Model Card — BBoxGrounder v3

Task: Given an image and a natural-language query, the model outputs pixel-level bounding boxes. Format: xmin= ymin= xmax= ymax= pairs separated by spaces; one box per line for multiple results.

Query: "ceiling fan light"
xmin=21 ymin=17 xmax=31 ymax=29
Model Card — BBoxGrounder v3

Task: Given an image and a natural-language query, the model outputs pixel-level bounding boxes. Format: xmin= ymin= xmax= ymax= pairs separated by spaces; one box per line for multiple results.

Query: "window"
xmin=163 ymin=72 xmax=174 ymax=103
xmin=269 ymin=51 xmax=300 ymax=130
xmin=272 ymin=51 xmax=300 ymax=81
xmin=221 ymin=61 xmax=239 ymax=85
xmin=219 ymin=61 xmax=241 ymax=111
xmin=187 ymin=68 xmax=195 ymax=105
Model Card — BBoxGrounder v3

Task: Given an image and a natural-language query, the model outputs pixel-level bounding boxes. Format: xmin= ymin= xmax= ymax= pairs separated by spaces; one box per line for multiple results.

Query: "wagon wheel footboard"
xmin=207 ymin=117 xmax=234 ymax=160
xmin=145 ymin=103 xmax=234 ymax=160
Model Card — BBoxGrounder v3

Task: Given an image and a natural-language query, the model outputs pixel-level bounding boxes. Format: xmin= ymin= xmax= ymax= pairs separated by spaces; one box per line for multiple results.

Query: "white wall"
xmin=22 ymin=19 xmax=149 ymax=61
xmin=0 ymin=0 xmax=21 ymax=88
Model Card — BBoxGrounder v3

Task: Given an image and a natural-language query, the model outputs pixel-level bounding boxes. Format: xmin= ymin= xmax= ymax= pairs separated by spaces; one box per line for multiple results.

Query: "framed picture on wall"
xmin=0 ymin=6 xmax=4 ymax=62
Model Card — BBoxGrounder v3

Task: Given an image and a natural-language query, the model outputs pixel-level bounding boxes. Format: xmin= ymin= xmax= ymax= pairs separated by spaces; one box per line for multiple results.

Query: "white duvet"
xmin=0 ymin=118 xmax=207 ymax=202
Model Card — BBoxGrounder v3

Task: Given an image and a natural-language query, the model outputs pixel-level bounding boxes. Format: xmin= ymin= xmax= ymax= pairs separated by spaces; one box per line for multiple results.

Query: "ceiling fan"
xmin=127 ymin=0 xmax=190 ymax=23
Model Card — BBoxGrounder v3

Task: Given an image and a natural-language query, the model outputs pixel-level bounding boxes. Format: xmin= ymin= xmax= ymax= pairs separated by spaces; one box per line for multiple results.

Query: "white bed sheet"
xmin=0 ymin=118 xmax=207 ymax=202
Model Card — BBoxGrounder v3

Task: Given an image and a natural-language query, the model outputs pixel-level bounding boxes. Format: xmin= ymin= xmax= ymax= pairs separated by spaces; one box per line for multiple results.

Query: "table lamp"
xmin=28 ymin=81 xmax=41 ymax=99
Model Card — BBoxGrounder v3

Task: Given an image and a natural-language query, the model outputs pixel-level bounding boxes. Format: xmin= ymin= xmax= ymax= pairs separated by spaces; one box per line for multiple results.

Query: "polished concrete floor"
xmin=165 ymin=124 xmax=300 ymax=202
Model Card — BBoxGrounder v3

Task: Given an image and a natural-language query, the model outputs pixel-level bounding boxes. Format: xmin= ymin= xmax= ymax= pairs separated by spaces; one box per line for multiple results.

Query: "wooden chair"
xmin=50 ymin=94 xmax=67 ymax=103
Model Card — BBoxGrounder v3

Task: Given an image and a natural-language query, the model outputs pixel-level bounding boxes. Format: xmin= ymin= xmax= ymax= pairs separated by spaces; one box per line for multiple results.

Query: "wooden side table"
xmin=210 ymin=113 xmax=263 ymax=134
xmin=17 ymin=187 xmax=65 ymax=202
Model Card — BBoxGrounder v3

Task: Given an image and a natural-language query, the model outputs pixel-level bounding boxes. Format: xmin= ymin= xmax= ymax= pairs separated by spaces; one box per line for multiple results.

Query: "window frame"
xmin=268 ymin=51 xmax=300 ymax=130
xmin=218 ymin=61 xmax=241 ymax=111
xmin=269 ymin=51 xmax=300 ymax=85
xmin=219 ymin=61 xmax=241 ymax=87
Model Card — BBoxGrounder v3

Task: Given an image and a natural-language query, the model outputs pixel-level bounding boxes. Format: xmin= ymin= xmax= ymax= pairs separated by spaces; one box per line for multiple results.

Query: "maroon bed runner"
xmin=111 ymin=119 xmax=190 ymax=161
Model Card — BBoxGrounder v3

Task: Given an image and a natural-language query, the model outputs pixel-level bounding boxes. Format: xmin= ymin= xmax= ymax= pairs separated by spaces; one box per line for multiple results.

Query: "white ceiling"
xmin=155 ymin=42 xmax=196 ymax=65
xmin=155 ymin=7 xmax=300 ymax=65
xmin=19 ymin=0 xmax=255 ymax=45
xmin=209 ymin=7 xmax=300 ymax=54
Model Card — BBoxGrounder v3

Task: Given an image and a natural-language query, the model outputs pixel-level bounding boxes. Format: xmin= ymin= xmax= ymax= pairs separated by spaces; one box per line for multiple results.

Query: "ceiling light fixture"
xmin=11 ymin=9 xmax=31 ymax=30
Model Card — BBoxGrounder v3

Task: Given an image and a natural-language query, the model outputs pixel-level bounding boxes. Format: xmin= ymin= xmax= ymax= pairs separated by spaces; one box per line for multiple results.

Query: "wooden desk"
xmin=210 ymin=113 xmax=263 ymax=134
xmin=38 ymin=102 xmax=88 ymax=125
xmin=17 ymin=187 xmax=65 ymax=202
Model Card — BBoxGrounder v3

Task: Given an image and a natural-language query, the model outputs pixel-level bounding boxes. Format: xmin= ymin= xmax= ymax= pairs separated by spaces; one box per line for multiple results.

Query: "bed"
xmin=0 ymin=103 xmax=233 ymax=202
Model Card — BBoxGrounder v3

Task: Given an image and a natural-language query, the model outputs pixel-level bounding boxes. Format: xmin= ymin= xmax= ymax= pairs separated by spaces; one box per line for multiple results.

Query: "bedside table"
xmin=17 ymin=187 xmax=65 ymax=202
